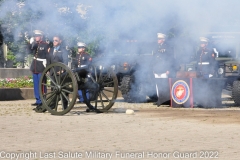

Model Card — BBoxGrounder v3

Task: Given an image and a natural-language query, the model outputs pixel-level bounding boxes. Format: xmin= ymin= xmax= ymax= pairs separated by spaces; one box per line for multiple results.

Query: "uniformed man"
xmin=153 ymin=33 xmax=176 ymax=78
xmin=154 ymin=33 xmax=178 ymax=106
xmin=74 ymin=42 xmax=92 ymax=68
xmin=74 ymin=42 xmax=92 ymax=102
xmin=196 ymin=37 xmax=216 ymax=78
xmin=29 ymin=30 xmax=49 ymax=107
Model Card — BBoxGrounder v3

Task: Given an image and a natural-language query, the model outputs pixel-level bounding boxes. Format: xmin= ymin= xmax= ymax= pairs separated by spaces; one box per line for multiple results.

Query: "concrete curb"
xmin=0 ymin=88 xmax=122 ymax=101
xmin=0 ymin=88 xmax=35 ymax=101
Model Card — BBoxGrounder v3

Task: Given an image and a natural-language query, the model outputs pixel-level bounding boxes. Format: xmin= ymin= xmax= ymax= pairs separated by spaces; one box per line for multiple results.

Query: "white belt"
xmin=34 ymin=57 xmax=46 ymax=67
xmin=78 ymin=65 xmax=87 ymax=68
xmin=198 ymin=62 xmax=209 ymax=65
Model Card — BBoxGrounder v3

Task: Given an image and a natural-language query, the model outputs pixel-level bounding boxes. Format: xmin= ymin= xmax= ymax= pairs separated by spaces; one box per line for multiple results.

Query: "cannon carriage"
xmin=38 ymin=62 xmax=118 ymax=115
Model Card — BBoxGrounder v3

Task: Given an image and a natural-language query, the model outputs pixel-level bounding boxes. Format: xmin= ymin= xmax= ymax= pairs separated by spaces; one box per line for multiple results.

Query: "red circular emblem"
xmin=174 ymin=84 xmax=186 ymax=100
xmin=172 ymin=80 xmax=190 ymax=104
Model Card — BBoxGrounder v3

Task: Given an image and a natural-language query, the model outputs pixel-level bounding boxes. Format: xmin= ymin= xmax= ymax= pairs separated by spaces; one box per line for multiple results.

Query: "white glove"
xmin=154 ymin=73 xmax=168 ymax=78
xmin=160 ymin=73 xmax=168 ymax=78
xmin=29 ymin=37 xmax=34 ymax=44
xmin=209 ymin=74 xmax=213 ymax=78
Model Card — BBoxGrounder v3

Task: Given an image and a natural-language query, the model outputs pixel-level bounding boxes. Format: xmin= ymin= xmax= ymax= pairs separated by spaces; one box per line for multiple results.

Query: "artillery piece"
xmin=38 ymin=62 xmax=118 ymax=115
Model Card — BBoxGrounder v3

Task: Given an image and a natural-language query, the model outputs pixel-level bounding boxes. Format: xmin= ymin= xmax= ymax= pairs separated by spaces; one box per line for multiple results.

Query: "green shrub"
xmin=6 ymin=50 xmax=16 ymax=61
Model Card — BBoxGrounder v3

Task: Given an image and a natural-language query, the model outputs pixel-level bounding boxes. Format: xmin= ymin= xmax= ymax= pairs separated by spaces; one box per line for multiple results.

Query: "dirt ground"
xmin=0 ymin=94 xmax=240 ymax=160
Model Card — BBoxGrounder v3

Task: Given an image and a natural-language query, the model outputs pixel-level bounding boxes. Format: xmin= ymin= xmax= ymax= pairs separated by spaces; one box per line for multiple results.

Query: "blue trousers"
xmin=33 ymin=73 xmax=46 ymax=104
xmin=78 ymin=90 xmax=89 ymax=102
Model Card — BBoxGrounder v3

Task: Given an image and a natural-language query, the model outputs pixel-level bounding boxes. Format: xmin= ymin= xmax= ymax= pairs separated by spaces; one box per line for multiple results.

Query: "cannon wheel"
xmin=232 ymin=80 xmax=240 ymax=105
xmin=39 ymin=62 xmax=78 ymax=115
xmin=83 ymin=66 xmax=118 ymax=112
xmin=120 ymin=75 xmax=146 ymax=103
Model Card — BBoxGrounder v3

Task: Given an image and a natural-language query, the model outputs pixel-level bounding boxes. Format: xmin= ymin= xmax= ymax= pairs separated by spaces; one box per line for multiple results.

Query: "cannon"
xmin=38 ymin=62 xmax=118 ymax=115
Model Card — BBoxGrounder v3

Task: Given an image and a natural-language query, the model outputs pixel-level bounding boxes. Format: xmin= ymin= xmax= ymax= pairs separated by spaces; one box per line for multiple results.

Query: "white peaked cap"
xmin=33 ymin=30 xmax=43 ymax=36
xmin=157 ymin=33 xmax=166 ymax=39
xmin=199 ymin=37 xmax=209 ymax=42
xmin=77 ymin=42 xmax=86 ymax=47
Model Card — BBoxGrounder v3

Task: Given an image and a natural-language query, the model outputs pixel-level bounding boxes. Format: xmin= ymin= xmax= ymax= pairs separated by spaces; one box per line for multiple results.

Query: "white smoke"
xmin=1 ymin=0 xmax=240 ymax=105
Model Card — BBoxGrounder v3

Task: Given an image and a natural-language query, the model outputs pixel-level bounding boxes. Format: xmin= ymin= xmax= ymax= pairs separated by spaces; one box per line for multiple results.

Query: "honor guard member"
xmin=196 ymin=37 xmax=216 ymax=78
xmin=29 ymin=30 xmax=49 ymax=107
xmin=75 ymin=42 xmax=92 ymax=102
xmin=75 ymin=42 xmax=92 ymax=67
xmin=153 ymin=33 xmax=176 ymax=77
xmin=154 ymin=33 xmax=177 ymax=106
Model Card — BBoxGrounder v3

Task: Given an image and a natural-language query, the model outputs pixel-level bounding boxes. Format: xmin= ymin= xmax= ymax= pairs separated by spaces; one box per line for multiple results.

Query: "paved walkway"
xmin=0 ymin=97 xmax=240 ymax=160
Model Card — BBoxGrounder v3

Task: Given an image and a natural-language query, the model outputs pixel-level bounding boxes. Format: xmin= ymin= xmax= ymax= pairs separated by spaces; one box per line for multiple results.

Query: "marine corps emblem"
xmin=172 ymin=80 xmax=190 ymax=104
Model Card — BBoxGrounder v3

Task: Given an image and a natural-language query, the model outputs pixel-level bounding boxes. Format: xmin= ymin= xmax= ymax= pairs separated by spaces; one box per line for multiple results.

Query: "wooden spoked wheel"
xmin=39 ymin=62 xmax=78 ymax=115
xmin=83 ymin=66 xmax=118 ymax=112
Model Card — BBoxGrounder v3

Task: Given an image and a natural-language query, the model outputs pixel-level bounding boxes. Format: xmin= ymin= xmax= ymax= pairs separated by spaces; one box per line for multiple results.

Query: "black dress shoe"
xmin=34 ymin=105 xmax=46 ymax=113
xmin=86 ymin=108 xmax=103 ymax=113
xmin=31 ymin=103 xmax=38 ymax=106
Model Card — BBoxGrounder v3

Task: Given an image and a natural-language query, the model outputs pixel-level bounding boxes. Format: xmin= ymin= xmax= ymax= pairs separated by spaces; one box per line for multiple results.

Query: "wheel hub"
xmin=54 ymin=85 xmax=62 ymax=94
xmin=98 ymin=80 xmax=106 ymax=91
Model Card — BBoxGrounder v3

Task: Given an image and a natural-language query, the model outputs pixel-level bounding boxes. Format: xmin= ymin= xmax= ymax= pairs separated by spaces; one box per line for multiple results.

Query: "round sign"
xmin=171 ymin=80 xmax=190 ymax=104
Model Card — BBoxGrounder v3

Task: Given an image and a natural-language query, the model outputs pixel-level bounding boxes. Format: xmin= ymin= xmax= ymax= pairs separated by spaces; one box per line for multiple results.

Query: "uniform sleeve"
xmin=46 ymin=48 xmax=51 ymax=66
xmin=45 ymin=43 xmax=50 ymax=54
xmin=210 ymin=50 xmax=217 ymax=74
xmin=28 ymin=42 xmax=38 ymax=55
xmin=88 ymin=55 xmax=92 ymax=62
xmin=87 ymin=54 xmax=92 ymax=65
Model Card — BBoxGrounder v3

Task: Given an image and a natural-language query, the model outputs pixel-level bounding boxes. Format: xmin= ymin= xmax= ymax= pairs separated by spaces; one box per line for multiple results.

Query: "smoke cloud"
xmin=1 ymin=0 xmax=240 ymax=47
xmin=1 ymin=0 xmax=240 ymax=105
